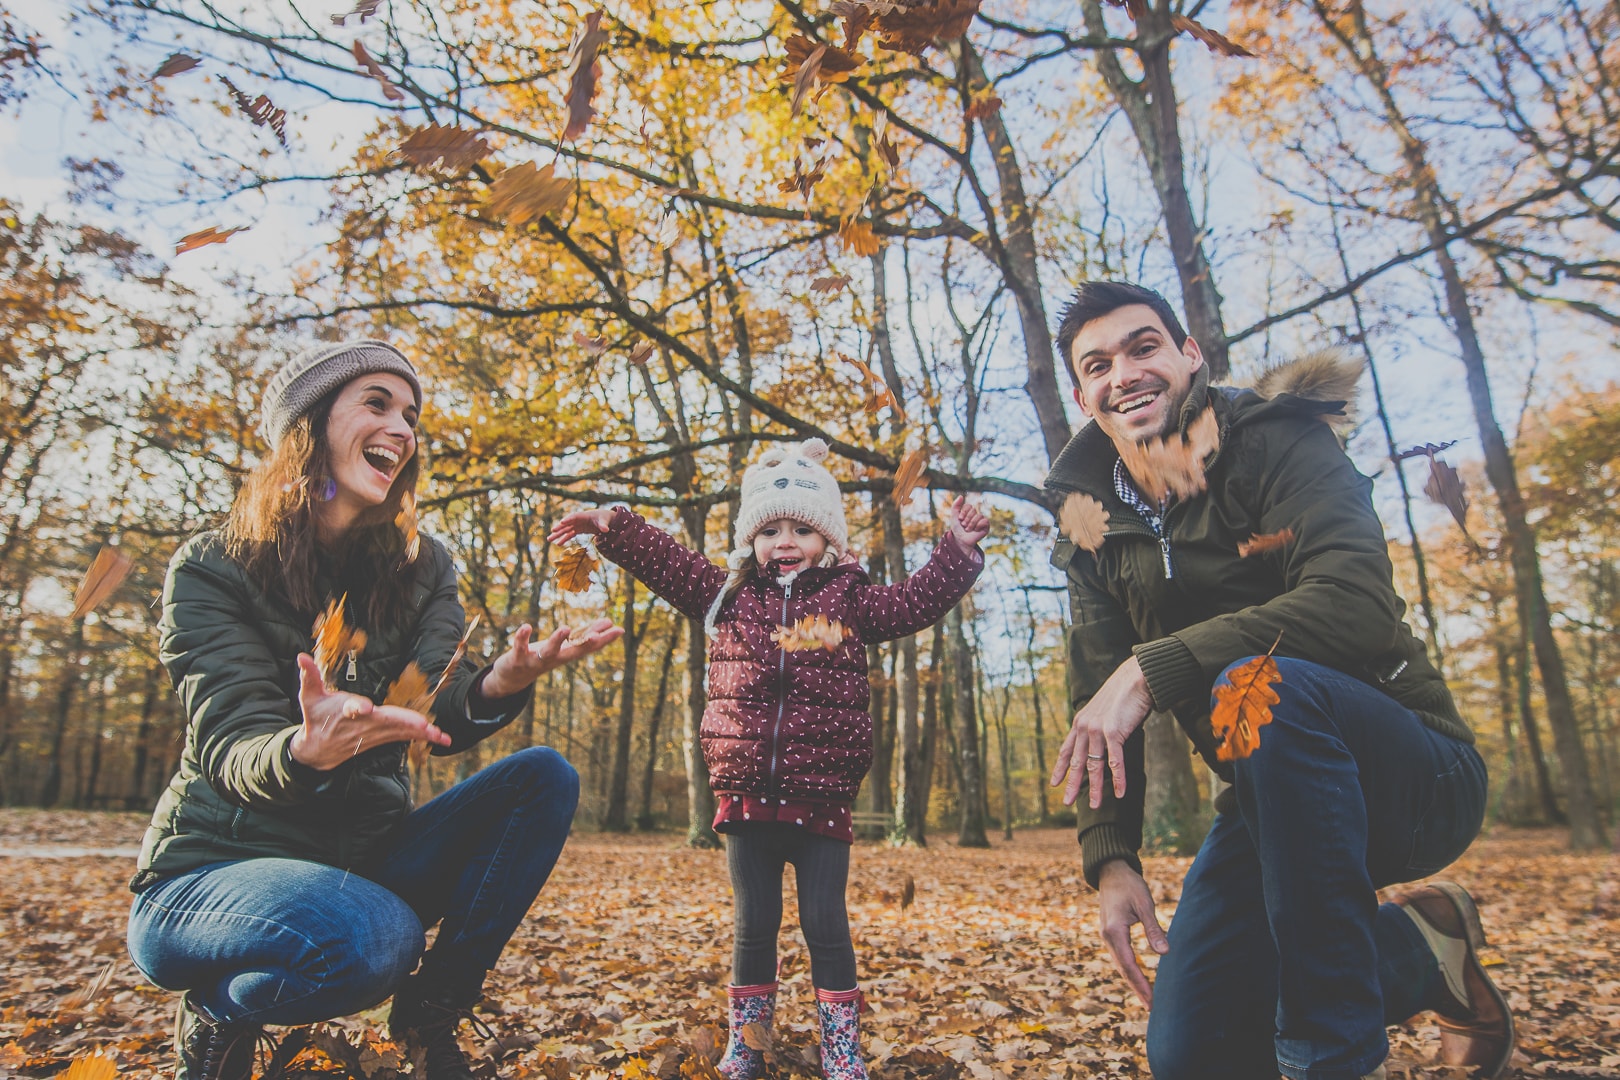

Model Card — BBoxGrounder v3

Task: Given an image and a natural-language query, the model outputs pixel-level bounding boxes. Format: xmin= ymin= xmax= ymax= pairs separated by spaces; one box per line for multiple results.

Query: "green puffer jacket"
xmin=1046 ymin=370 xmax=1472 ymax=888
xmin=130 ymin=529 xmax=531 ymax=892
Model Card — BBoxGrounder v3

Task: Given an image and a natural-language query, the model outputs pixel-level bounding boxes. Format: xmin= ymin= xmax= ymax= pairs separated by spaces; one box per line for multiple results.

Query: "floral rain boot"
xmin=815 ymin=987 xmax=869 ymax=1080
xmin=717 ymin=982 xmax=776 ymax=1080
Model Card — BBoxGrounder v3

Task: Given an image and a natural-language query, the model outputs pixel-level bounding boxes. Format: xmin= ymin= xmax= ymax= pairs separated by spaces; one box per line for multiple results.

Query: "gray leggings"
xmin=726 ymin=823 xmax=857 ymax=991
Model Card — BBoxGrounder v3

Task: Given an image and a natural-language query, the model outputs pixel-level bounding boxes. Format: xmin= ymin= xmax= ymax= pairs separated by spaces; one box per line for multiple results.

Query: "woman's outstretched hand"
xmin=480 ymin=618 xmax=625 ymax=698
xmin=548 ymin=508 xmax=615 ymax=544
xmin=946 ymin=496 xmax=991 ymax=547
xmin=289 ymin=653 xmax=450 ymax=771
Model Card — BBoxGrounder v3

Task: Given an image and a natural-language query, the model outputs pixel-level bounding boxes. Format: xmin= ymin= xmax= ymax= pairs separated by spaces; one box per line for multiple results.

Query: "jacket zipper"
xmin=766 ymin=579 xmax=792 ymax=794
xmin=345 ymin=649 xmax=359 ymax=682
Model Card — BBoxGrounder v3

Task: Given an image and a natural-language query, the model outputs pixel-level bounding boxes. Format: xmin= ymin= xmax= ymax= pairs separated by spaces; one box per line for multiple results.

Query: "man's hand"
xmin=1050 ymin=655 xmax=1155 ymax=808
xmin=480 ymin=618 xmax=625 ymax=699
xmin=1097 ymin=860 xmax=1170 ymax=1006
xmin=547 ymin=508 xmax=615 ymax=544
xmin=945 ymin=496 xmax=990 ymax=547
xmin=289 ymin=653 xmax=450 ymax=771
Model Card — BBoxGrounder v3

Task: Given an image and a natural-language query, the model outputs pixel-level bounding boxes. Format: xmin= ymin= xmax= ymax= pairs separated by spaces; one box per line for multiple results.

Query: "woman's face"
xmin=752 ymin=517 xmax=828 ymax=572
xmin=321 ymin=372 xmax=418 ymax=523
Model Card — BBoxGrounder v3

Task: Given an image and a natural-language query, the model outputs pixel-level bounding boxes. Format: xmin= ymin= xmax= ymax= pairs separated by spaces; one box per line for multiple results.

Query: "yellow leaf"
xmin=555 ymin=543 xmax=599 ymax=593
xmin=1058 ymin=492 xmax=1109 ymax=553
xmin=59 ymin=1055 xmax=117 ymax=1080
xmin=312 ymin=595 xmax=368 ymax=689
xmin=838 ymin=216 xmax=881 ymax=256
xmin=485 ymin=162 xmax=572 ymax=226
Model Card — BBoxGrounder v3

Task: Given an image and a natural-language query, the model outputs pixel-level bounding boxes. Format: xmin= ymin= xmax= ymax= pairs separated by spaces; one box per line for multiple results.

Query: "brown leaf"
xmin=900 ymin=873 xmax=916 ymax=908
xmin=1104 ymin=0 xmax=1148 ymax=21
xmin=1237 ymin=528 xmax=1294 ymax=557
xmin=838 ymin=216 xmax=881 ymax=256
xmin=1211 ymin=634 xmax=1283 ymax=762
xmin=71 ymin=544 xmax=133 ymax=620
xmin=218 ymin=76 xmax=289 ymax=147
xmin=1115 ymin=405 xmax=1220 ymax=504
xmin=396 ymin=124 xmax=489 ymax=172
xmin=892 ymin=447 xmax=928 ymax=507
xmin=739 ymin=1022 xmax=774 ymax=1052
xmin=810 ymin=273 xmax=851 ymax=294
xmin=964 ymin=93 xmax=1002 ymax=121
xmin=783 ymin=34 xmax=861 ymax=87
xmin=562 ymin=10 xmax=608 ymax=142
xmin=352 ymin=40 xmax=405 ymax=102
xmin=839 ymin=3 xmax=873 ymax=50
xmin=485 ymin=161 xmax=572 ymax=226
xmin=312 ymin=594 xmax=368 ymax=689
xmin=1170 ymin=14 xmax=1256 ymax=58
xmin=1423 ymin=457 xmax=1471 ymax=534
xmin=773 ymin=614 xmax=851 ymax=652
xmin=790 ymin=41 xmax=826 ymax=118
xmin=555 ymin=543 xmax=599 ymax=593
xmin=874 ymin=0 xmax=982 ymax=55
xmin=174 ymin=226 xmax=248 ymax=255
xmin=776 ymin=155 xmax=827 ymax=202
xmin=151 ymin=53 xmax=201 ymax=79
xmin=1058 ymin=492 xmax=1109 ymax=553
xmin=396 ymin=489 xmax=421 ymax=565
xmin=1396 ymin=440 xmax=1458 ymax=461
xmin=58 ymin=960 xmax=116 ymax=1012
xmin=330 ymin=0 xmax=382 ymax=26
xmin=628 ymin=340 xmax=656 ymax=365
xmin=843 ymin=353 xmax=905 ymax=423
xmin=574 ymin=331 xmax=607 ymax=354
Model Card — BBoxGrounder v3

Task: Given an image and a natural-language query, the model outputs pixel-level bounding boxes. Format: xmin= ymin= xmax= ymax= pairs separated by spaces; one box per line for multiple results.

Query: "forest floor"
xmin=1 ymin=811 xmax=1616 ymax=1079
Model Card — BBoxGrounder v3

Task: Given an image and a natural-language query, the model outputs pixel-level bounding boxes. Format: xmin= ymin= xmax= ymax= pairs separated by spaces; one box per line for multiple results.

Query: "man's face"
xmin=1068 ymin=304 xmax=1204 ymax=444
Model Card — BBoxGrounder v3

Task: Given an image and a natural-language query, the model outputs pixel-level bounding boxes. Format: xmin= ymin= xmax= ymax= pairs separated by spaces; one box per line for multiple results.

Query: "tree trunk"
xmin=127 ymin=662 xmax=163 ymax=810
xmin=1489 ymin=600 xmax=1529 ymax=823
xmin=603 ymin=575 xmax=639 ymax=832
xmin=1018 ymin=589 xmax=1051 ymax=823
xmin=948 ymin=606 xmax=989 ymax=847
xmin=1516 ymin=620 xmax=1564 ymax=824
xmin=1079 ymin=0 xmax=1230 ymax=380
xmin=1142 ymin=710 xmax=1203 ymax=853
xmin=40 ymin=621 xmax=86 ymax=808
xmin=638 ymin=621 xmax=680 ymax=830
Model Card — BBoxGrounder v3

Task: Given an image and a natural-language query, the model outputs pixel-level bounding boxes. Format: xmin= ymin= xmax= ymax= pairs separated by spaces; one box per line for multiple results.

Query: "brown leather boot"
xmin=1390 ymin=881 xmax=1515 ymax=1080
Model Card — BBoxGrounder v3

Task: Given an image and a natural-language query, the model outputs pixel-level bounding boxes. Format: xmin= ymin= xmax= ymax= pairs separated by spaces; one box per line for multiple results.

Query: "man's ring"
xmin=1086 ymin=754 xmax=1105 ymax=761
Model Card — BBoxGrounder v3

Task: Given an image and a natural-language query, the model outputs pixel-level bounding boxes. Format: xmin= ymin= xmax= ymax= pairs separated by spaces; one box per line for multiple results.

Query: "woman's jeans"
xmin=127 ymin=746 xmax=578 ymax=1026
xmin=1145 ymin=659 xmax=1487 ymax=1080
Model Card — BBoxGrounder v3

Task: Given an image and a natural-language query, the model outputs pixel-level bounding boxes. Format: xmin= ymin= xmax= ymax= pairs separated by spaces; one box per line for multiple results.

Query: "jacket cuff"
xmin=595 ymin=505 xmax=639 ymax=557
xmin=278 ymin=729 xmax=332 ymax=794
xmin=1133 ymin=636 xmax=1206 ymax=711
xmin=1080 ymin=823 xmax=1143 ymax=890
xmin=468 ymin=664 xmax=533 ymax=722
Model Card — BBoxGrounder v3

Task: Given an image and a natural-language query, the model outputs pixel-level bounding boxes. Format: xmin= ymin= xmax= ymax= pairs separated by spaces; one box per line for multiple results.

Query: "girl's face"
xmin=752 ymin=517 xmax=827 ymax=572
xmin=321 ymin=372 xmax=418 ymax=526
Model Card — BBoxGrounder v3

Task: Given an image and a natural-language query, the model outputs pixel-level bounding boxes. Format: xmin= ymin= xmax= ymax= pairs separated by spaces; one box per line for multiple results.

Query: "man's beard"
xmin=1103 ymin=379 xmax=1186 ymax=444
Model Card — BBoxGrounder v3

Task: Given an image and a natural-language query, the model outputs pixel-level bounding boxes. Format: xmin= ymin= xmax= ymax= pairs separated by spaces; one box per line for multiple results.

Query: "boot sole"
xmin=1429 ymin=882 xmax=1515 ymax=1080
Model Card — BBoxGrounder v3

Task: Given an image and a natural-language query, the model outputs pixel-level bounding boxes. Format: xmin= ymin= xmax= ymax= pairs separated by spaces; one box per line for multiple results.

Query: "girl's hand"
xmin=289 ymin=653 xmax=450 ymax=771
xmin=946 ymin=496 xmax=990 ymax=547
xmin=480 ymin=618 xmax=626 ymax=698
xmin=548 ymin=508 xmax=615 ymax=544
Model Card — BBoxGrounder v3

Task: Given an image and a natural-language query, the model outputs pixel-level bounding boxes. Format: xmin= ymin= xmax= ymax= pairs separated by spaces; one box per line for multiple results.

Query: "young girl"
xmin=550 ymin=437 xmax=986 ymax=1080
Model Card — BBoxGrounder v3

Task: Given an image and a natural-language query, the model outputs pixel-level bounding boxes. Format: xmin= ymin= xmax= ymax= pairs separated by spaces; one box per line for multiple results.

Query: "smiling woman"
xmin=124 ymin=339 xmax=623 ymax=1080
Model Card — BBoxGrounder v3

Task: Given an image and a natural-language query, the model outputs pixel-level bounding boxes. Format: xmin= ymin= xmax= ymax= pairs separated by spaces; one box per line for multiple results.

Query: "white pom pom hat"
xmin=732 ymin=437 xmax=849 ymax=559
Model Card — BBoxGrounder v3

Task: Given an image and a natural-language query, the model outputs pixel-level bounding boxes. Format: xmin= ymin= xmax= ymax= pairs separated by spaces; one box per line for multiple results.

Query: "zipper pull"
xmin=1160 ymin=537 xmax=1174 ymax=580
xmin=345 ymin=649 xmax=359 ymax=681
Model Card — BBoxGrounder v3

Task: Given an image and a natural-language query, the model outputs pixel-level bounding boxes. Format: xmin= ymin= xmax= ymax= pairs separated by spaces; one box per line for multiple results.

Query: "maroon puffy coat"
xmin=595 ymin=508 xmax=982 ymax=802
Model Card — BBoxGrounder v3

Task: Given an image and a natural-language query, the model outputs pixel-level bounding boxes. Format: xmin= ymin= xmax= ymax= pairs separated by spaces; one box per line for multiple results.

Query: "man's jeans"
xmin=128 ymin=746 xmax=578 ymax=1026
xmin=1145 ymin=658 xmax=1486 ymax=1080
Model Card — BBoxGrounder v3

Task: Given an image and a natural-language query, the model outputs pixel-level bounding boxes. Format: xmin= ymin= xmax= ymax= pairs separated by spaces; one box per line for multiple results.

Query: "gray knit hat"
xmin=259 ymin=339 xmax=422 ymax=448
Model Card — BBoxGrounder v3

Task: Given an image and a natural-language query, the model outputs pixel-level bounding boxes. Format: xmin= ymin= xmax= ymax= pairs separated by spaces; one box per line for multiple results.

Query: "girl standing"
xmin=550 ymin=438 xmax=986 ymax=1080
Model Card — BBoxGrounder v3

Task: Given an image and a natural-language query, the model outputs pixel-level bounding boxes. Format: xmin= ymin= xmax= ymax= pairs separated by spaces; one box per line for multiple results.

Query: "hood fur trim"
xmin=1250 ymin=349 xmax=1365 ymax=439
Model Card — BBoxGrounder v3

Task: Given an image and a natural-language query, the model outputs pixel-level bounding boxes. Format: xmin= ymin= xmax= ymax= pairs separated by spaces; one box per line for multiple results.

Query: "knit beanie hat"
xmin=259 ymin=339 xmax=422 ymax=448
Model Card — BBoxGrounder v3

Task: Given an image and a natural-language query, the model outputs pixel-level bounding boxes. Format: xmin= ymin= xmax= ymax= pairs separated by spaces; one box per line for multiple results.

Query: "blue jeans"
xmin=127 ymin=746 xmax=578 ymax=1025
xmin=1145 ymin=659 xmax=1486 ymax=1080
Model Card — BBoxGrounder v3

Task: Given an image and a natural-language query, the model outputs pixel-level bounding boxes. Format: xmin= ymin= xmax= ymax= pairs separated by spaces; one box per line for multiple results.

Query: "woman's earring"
xmin=319 ymin=477 xmax=338 ymax=502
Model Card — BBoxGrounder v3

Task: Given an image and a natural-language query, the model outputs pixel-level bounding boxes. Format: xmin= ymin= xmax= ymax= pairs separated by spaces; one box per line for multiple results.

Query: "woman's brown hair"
xmin=222 ymin=390 xmax=422 ymax=630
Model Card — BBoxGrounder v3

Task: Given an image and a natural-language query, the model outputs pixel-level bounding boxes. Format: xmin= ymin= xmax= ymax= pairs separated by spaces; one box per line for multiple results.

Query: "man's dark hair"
xmin=1054 ymin=281 xmax=1188 ymax=388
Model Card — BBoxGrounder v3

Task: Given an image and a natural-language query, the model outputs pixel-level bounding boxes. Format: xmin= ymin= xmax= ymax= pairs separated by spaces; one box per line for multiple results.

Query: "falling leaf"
xmin=58 ymin=960 xmax=116 ymax=1011
xmin=71 ymin=544 xmax=133 ymax=620
xmin=1211 ymin=633 xmax=1283 ymax=762
xmin=1170 ymin=14 xmax=1256 ymax=58
xmin=843 ymin=353 xmax=905 ymax=423
xmin=1424 ymin=457 xmax=1470 ymax=533
xmin=656 ymin=211 xmax=680 ymax=249
xmin=352 ymin=40 xmax=405 ymax=102
xmin=783 ymin=34 xmax=861 ymax=88
xmin=776 ymin=155 xmax=827 ymax=203
xmin=892 ymin=447 xmax=928 ymax=507
xmin=838 ymin=215 xmax=881 ymax=256
xmin=562 ymin=10 xmax=608 ymax=142
xmin=485 ymin=161 xmax=572 ymax=226
xmin=1058 ymin=492 xmax=1109 ymax=553
xmin=174 ymin=225 xmax=248 ymax=255
xmin=330 ymin=0 xmax=382 ymax=26
xmin=151 ymin=53 xmax=201 ymax=79
xmin=218 ymin=75 xmax=289 ymax=147
xmin=900 ymin=873 xmax=916 ymax=908
xmin=1115 ymin=405 xmax=1219 ymax=504
xmin=789 ymin=41 xmax=826 ymax=118
xmin=555 ymin=543 xmax=599 ymax=593
xmin=396 ymin=489 xmax=421 ymax=565
xmin=58 ymin=1055 xmax=117 ymax=1080
xmin=810 ymin=273 xmax=851 ymax=294
xmin=396 ymin=124 xmax=489 ymax=172
xmin=773 ymin=614 xmax=850 ymax=652
xmin=392 ymin=615 xmax=479 ymax=767
xmin=837 ymin=2 xmax=873 ymax=50
xmin=312 ymin=594 xmax=368 ymax=689
xmin=574 ymin=331 xmax=607 ymax=354
xmin=1395 ymin=440 xmax=1458 ymax=461
xmin=874 ymin=0 xmax=982 ymax=55
xmin=1237 ymin=528 xmax=1294 ymax=557
xmin=628 ymin=340 xmax=656 ymax=365
xmin=964 ymin=93 xmax=1002 ymax=121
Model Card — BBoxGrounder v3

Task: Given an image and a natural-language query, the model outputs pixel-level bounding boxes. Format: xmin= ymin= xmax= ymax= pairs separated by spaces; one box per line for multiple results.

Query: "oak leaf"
xmin=874 ymin=0 xmax=982 ymax=55
xmin=811 ymin=273 xmax=851 ymax=294
xmin=555 ymin=543 xmax=599 ymax=593
xmin=1211 ymin=635 xmax=1283 ymax=762
xmin=892 ymin=447 xmax=928 ymax=507
xmin=71 ymin=544 xmax=133 ymax=619
xmin=352 ymin=40 xmax=405 ymax=102
xmin=1237 ymin=528 xmax=1294 ymax=557
xmin=837 ymin=3 xmax=873 ymax=50
xmin=330 ymin=0 xmax=382 ymax=26
xmin=773 ymin=614 xmax=850 ymax=652
xmin=838 ymin=216 xmax=880 ymax=256
xmin=1171 ymin=14 xmax=1256 ymax=58
xmin=1423 ymin=457 xmax=1470 ymax=534
xmin=396 ymin=124 xmax=489 ymax=172
xmin=1058 ymin=492 xmax=1109 ymax=553
xmin=312 ymin=594 xmax=368 ymax=689
xmin=152 ymin=53 xmax=200 ymax=79
xmin=485 ymin=161 xmax=571 ymax=226
xmin=562 ymin=10 xmax=608 ymax=142
xmin=1115 ymin=405 xmax=1219 ymax=504
xmin=219 ymin=76 xmax=289 ymax=147
xmin=175 ymin=225 xmax=248 ymax=255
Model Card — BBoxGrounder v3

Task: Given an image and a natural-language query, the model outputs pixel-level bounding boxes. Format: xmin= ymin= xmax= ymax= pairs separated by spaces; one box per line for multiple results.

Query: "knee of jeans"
xmin=1145 ymin=1016 xmax=1201 ymax=1080
xmin=322 ymin=916 xmax=424 ymax=994
xmin=507 ymin=747 xmax=580 ymax=807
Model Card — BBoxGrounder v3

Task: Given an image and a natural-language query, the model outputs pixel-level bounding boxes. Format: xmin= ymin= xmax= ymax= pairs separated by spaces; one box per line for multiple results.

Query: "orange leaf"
xmin=219 ymin=76 xmax=289 ymax=147
xmin=175 ymin=226 xmax=249 ymax=255
xmin=396 ymin=489 xmax=421 ymax=565
xmin=555 ymin=543 xmax=599 ymax=593
xmin=838 ymin=216 xmax=881 ymax=256
xmin=628 ymin=340 xmax=656 ymax=365
xmin=574 ymin=331 xmax=607 ymax=354
xmin=59 ymin=1055 xmax=117 ymax=1080
xmin=396 ymin=124 xmax=489 ymax=172
xmin=1237 ymin=528 xmax=1294 ymax=557
xmin=892 ymin=447 xmax=928 ymax=507
xmin=385 ymin=662 xmax=433 ymax=713
xmin=1170 ymin=14 xmax=1256 ymax=58
xmin=352 ymin=40 xmax=405 ymax=102
xmin=964 ymin=93 xmax=1002 ymax=121
xmin=1059 ymin=492 xmax=1109 ymax=553
xmin=842 ymin=353 xmax=905 ymax=423
xmin=772 ymin=614 xmax=850 ymax=652
xmin=71 ymin=544 xmax=133 ymax=619
xmin=810 ymin=273 xmax=851 ymax=294
xmin=485 ymin=161 xmax=572 ymax=226
xmin=312 ymin=594 xmax=368 ymax=689
xmin=1115 ymin=405 xmax=1219 ymax=504
xmin=151 ymin=53 xmax=200 ymax=79
xmin=1210 ymin=636 xmax=1283 ymax=762
xmin=562 ymin=10 xmax=608 ymax=141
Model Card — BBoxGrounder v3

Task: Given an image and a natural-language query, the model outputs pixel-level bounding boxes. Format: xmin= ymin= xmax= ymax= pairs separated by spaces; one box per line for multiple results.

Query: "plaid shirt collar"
xmin=1113 ymin=456 xmax=1165 ymax=528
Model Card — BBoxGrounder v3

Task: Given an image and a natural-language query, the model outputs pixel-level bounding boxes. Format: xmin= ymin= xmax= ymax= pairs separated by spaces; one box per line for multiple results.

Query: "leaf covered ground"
xmin=1 ymin=812 xmax=1616 ymax=1079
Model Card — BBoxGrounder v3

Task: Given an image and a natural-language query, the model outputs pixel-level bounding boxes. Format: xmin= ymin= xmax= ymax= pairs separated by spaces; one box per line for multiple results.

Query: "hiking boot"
xmin=1391 ymin=881 xmax=1515 ymax=1080
xmin=389 ymin=988 xmax=492 ymax=1080
xmin=815 ymin=987 xmax=869 ymax=1080
xmin=175 ymin=992 xmax=261 ymax=1080
xmin=716 ymin=982 xmax=775 ymax=1080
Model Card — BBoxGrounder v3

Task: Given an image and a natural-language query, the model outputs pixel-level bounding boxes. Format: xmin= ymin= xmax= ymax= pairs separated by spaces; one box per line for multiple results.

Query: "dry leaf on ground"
xmin=1058 ymin=493 xmax=1109 ymax=553
xmin=71 ymin=544 xmax=134 ymax=619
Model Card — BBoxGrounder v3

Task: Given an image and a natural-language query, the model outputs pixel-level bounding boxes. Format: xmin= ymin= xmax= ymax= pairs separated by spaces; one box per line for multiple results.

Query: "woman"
xmin=126 ymin=340 xmax=621 ymax=1080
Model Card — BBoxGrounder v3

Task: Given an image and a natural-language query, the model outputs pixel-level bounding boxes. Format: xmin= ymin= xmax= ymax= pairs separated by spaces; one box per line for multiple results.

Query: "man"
xmin=1044 ymin=281 xmax=1513 ymax=1080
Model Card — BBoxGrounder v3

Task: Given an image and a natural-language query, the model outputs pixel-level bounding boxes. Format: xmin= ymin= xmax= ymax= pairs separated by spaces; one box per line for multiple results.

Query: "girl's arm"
xmin=552 ymin=506 xmax=728 ymax=623
xmin=850 ymin=498 xmax=988 ymax=643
